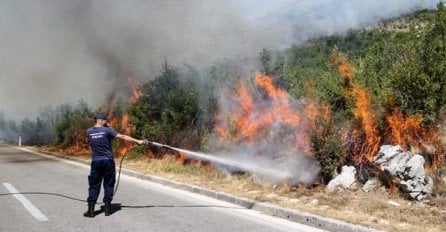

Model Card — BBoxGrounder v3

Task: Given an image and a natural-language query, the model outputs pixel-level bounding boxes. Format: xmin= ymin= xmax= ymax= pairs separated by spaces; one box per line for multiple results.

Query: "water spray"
xmin=145 ymin=140 xmax=292 ymax=180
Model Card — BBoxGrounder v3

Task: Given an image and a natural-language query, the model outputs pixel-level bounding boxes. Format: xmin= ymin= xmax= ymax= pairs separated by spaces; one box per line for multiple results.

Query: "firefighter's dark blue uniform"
xmin=86 ymin=125 xmax=118 ymax=204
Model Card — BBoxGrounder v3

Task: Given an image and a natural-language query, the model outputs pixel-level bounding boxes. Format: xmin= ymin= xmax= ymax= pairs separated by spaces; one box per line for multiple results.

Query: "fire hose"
xmin=114 ymin=139 xmax=167 ymax=195
xmin=0 ymin=140 xmax=168 ymax=205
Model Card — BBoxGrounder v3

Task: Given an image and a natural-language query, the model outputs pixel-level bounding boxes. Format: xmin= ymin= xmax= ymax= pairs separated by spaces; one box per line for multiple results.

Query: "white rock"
xmin=424 ymin=176 xmax=434 ymax=193
xmin=362 ymin=178 xmax=380 ymax=192
xmin=374 ymin=145 xmax=403 ymax=164
xmin=327 ymin=166 xmax=357 ymax=192
xmin=405 ymin=155 xmax=425 ymax=179
xmin=373 ymin=145 xmax=433 ymax=200
xmin=409 ymin=191 xmax=420 ymax=199
xmin=383 ymin=152 xmax=411 ymax=177
xmin=400 ymin=180 xmax=414 ymax=192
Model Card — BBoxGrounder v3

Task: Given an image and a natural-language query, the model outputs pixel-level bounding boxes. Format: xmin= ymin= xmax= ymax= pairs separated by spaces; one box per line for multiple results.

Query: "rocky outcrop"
xmin=373 ymin=145 xmax=433 ymax=200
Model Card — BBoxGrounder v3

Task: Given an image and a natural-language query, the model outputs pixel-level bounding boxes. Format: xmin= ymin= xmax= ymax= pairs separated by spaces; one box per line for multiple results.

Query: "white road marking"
xmin=3 ymin=182 xmax=49 ymax=221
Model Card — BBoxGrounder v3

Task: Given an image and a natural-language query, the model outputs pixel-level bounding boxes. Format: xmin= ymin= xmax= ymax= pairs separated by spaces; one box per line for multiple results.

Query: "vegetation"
xmin=128 ymin=63 xmax=201 ymax=149
xmin=3 ymin=4 xmax=446 ymax=186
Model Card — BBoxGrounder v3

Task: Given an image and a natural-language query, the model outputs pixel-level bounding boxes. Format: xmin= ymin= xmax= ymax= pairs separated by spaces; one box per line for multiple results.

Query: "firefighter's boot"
xmin=104 ymin=202 xmax=112 ymax=216
xmin=83 ymin=203 xmax=95 ymax=218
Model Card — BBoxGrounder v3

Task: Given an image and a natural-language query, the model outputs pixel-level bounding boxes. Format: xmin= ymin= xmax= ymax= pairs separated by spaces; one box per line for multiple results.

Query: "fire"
xmin=124 ymin=71 xmax=143 ymax=102
xmin=214 ymin=71 xmax=326 ymax=156
xmin=329 ymin=51 xmax=381 ymax=163
xmin=329 ymin=51 xmax=443 ymax=169
xmin=386 ymin=109 xmax=443 ymax=170
xmin=255 ymin=73 xmax=301 ymax=126
xmin=386 ymin=109 xmax=424 ymax=149
xmin=66 ymin=128 xmax=90 ymax=154
xmin=106 ymin=71 xmax=142 ymax=156
xmin=352 ymin=86 xmax=381 ymax=162
xmin=121 ymin=114 xmax=134 ymax=135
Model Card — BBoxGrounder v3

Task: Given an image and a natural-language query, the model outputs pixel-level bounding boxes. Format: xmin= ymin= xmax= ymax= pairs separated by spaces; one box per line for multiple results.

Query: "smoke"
xmin=0 ymin=0 xmax=439 ymax=120
xmin=248 ymin=0 xmax=440 ymax=47
xmin=213 ymin=138 xmax=320 ymax=185
xmin=209 ymin=73 xmax=324 ymax=185
xmin=0 ymin=111 xmax=18 ymax=143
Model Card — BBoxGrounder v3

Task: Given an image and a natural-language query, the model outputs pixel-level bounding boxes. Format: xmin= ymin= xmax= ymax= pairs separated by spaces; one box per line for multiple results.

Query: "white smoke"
xmin=209 ymin=74 xmax=324 ymax=185
xmin=249 ymin=0 xmax=440 ymax=47
xmin=0 ymin=0 xmax=439 ymax=119
xmin=214 ymin=139 xmax=320 ymax=185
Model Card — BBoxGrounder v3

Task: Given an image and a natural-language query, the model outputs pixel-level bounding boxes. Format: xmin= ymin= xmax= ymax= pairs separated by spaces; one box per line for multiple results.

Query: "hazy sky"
xmin=0 ymin=0 xmax=439 ymax=120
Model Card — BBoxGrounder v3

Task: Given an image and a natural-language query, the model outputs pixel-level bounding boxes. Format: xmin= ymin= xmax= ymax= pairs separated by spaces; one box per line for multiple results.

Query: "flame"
xmin=255 ymin=73 xmax=301 ymax=126
xmin=65 ymin=74 xmax=141 ymax=155
xmin=386 ymin=109 xmax=443 ymax=170
xmin=66 ymin=128 xmax=90 ymax=153
xmin=386 ymin=109 xmax=424 ymax=149
xmin=329 ymin=51 xmax=381 ymax=163
xmin=177 ymin=154 xmax=188 ymax=164
xmin=106 ymin=95 xmax=118 ymax=119
xmin=124 ymin=71 xmax=143 ymax=102
xmin=329 ymin=51 xmax=443 ymax=169
xmin=121 ymin=114 xmax=135 ymax=135
xmin=104 ymin=71 xmax=142 ymax=156
xmin=352 ymin=86 xmax=381 ymax=162
xmin=214 ymin=71 xmax=327 ymax=156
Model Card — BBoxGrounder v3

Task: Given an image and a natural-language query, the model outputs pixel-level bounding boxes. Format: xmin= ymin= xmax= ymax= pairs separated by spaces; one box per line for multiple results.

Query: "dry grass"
xmin=39 ymin=147 xmax=446 ymax=232
xmin=120 ymin=154 xmax=446 ymax=232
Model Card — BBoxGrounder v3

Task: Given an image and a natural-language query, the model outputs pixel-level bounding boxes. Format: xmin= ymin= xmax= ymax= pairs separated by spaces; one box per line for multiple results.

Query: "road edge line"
xmin=2 ymin=182 xmax=49 ymax=222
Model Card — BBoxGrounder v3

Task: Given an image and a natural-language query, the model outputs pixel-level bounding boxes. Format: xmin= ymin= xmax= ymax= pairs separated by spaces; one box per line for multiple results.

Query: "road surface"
xmin=0 ymin=144 xmax=326 ymax=232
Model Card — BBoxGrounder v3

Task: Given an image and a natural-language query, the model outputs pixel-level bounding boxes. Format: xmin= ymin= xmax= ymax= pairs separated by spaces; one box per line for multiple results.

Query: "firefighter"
xmin=83 ymin=114 xmax=144 ymax=217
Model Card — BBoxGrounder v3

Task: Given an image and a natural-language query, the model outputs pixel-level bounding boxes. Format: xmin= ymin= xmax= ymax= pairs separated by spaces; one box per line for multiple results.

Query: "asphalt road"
xmin=0 ymin=144 xmax=326 ymax=232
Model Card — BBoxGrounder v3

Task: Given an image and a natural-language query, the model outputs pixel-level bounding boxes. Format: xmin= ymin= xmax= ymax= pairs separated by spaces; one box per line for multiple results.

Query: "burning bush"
xmin=325 ymin=49 xmax=445 ymax=194
xmin=211 ymin=72 xmax=322 ymax=185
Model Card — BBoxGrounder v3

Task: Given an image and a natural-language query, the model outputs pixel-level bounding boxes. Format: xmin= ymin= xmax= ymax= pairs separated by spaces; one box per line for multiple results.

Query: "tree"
xmin=129 ymin=63 xmax=199 ymax=147
xmin=0 ymin=111 xmax=19 ymax=142
xmin=53 ymin=101 xmax=93 ymax=148
xmin=389 ymin=45 xmax=439 ymax=121
xmin=417 ymin=2 xmax=446 ymax=123
xmin=260 ymin=48 xmax=272 ymax=76
xmin=380 ymin=3 xmax=446 ymax=125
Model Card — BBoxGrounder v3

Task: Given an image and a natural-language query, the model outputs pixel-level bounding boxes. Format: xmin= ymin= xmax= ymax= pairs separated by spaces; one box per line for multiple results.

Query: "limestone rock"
xmin=362 ymin=178 xmax=380 ymax=192
xmin=374 ymin=145 xmax=433 ymax=200
xmin=327 ymin=165 xmax=357 ymax=192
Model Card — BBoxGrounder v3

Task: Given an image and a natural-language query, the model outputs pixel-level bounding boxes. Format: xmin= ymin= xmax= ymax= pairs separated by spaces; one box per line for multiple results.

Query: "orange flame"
xmin=105 ymin=71 xmax=143 ymax=156
xmin=214 ymin=71 xmax=328 ymax=156
xmin=66 ymin=128 xmax=90 ymax=154
xmin=329 ymin=51 xmax=381 ymax=163
xmin=329 ymin=51 xmax=443 ymax=169
xmin=386 ymin=109 xmax=424 ymax=149
xmin=124 ymin=71 xmax=143 ymax=102
xmin=386 ymin=109 xmax=443 ymax=170
xmin=352 ymin=85 xmax=381 ymax=162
